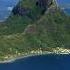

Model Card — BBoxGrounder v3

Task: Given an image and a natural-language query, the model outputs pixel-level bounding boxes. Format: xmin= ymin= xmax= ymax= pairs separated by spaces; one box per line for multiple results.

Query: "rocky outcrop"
xmin=12 ymin=6 xmax=30 ymax=16
xmin=12 ymin=0 xmax=52 ymax=16
xmin=36 ymin=0 xmax=52 ymax=14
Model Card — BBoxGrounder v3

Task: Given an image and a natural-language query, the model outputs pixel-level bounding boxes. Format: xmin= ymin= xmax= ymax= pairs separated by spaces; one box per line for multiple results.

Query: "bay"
xmin=0 ymin=55 xmax=70 ymax=70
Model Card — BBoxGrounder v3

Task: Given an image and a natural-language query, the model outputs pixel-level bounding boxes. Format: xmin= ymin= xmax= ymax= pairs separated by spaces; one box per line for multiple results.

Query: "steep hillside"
xmin=0 ymin=0 xmax=70 ymax=62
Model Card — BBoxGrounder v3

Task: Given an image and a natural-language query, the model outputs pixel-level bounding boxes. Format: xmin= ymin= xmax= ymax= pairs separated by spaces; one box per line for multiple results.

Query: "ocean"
xmin=0 ymin=0 xmax=70 ymax=22
xmin=0 ymin=0 xmax=70 ymax=70
xmin=0 ymin=55 xmax=70 ymax=70
xmin=0 ymin=0 xmax=19 ymax=22
xmin=56 ymin=0 xmax=70 ymax=15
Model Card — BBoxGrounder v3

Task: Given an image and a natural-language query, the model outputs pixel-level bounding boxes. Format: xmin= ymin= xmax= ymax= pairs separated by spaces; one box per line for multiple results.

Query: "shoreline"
xmin=0 ymin=0 xmax=70 ymax=64
xmin=0 ymin=47 xmax=70 ymax=63
xmin=0 ymin=51 xmax=53 ymax=63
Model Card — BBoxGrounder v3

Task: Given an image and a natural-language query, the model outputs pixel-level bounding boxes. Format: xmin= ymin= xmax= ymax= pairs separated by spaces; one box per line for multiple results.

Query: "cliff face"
xmin=36 ymin=0 xmax=52 ymax=12
xmin=12 ymin=0 xmax=52 ymax=17
xmin=46 ymin=0 xmax=52 ymax=6
xmin=34 ymin=0 xmax=52 ymax=11
xmin=36 ymin=0 xmax=52 ymax=6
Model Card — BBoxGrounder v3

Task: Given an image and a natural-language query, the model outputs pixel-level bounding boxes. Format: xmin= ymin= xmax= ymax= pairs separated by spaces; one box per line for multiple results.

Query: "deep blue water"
xmin=0 ymin=55 xmax=70 ymax=70
xmin=0 ymin=0 xmax=70 ymax=69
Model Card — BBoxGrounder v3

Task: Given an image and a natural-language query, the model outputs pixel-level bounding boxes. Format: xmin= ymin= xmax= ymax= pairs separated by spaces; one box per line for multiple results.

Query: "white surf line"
xmin=0 ymin=47 xmax=70 ymax=63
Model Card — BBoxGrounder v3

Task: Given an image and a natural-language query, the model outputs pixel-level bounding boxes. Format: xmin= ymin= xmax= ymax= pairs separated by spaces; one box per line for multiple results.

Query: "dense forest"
xmin=0 ymin=0 xmax=70 ymax=61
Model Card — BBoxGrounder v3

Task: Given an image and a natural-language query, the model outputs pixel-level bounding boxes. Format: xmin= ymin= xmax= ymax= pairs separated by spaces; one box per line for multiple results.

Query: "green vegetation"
xmin=0 ymin=0 xmax=70 ymax=61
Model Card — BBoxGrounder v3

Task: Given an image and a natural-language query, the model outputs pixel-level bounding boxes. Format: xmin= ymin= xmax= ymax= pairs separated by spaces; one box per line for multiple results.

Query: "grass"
xmin=0 ymin=0 xmax=70 ymax=61
xmin=0 ymin=0 xmax=43 ymax=35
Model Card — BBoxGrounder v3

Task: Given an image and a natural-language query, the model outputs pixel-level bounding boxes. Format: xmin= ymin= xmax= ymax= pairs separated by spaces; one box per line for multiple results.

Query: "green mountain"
xmin=0 ymin=0 xmax=70 ymax=62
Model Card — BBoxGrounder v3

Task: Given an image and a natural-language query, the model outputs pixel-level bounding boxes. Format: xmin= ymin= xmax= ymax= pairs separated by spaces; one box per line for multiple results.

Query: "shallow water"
xmin=0 ymin=0 xmax=19 ymax=22
xmin=0 ymin=55 xmax=70 ymax=70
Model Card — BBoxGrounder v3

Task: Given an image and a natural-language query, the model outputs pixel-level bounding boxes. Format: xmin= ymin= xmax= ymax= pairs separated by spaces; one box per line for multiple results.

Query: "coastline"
xmin=0 ymin=0 xmax=70 ymax=64
xmin=0 ymin=51 xmax=52 ymax=63
xmin=0 ymin=47 xmax=70 ymax=63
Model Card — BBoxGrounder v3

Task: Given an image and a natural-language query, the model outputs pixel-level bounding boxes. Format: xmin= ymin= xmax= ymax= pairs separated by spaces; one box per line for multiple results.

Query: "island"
xmin=0 ymin=0 xmax=70 ymax=63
